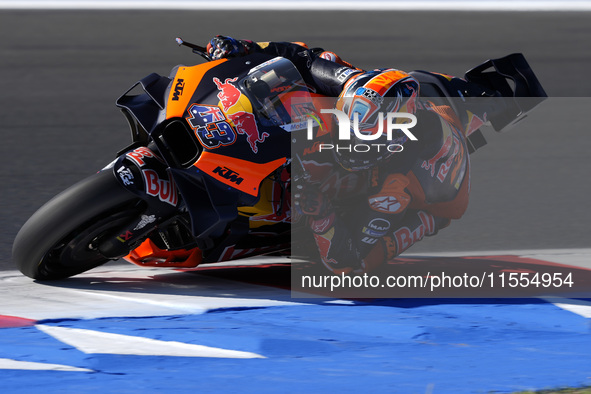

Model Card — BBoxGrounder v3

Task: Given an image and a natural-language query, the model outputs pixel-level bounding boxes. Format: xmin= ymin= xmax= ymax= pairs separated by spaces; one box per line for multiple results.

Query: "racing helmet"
xmin=332 ymin=69 xmax=420 ymax=171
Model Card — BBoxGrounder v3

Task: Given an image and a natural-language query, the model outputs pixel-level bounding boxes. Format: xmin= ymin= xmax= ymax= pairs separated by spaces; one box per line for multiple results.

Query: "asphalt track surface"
xmin=1 ymin=10 xmax=591 ymax=393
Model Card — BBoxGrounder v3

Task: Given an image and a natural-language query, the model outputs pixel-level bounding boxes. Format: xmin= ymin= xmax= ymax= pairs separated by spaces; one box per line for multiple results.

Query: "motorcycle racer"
xmin=12 ymin=35 xmax=546 ymax=282
xmin=207 ymin=36 xmax=489 ymax=275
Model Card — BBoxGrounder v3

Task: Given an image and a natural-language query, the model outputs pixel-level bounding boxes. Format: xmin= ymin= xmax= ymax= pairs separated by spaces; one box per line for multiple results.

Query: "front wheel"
xmin=12 ymin=170 xmax=141 ymax=280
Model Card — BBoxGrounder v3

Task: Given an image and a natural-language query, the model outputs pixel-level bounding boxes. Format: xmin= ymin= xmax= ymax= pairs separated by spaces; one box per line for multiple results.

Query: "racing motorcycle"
xmin=12 ymin=38 xmax=546 ymax=280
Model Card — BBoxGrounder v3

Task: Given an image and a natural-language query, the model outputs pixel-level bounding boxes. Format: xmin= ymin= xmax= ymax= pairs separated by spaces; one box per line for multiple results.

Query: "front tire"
xmin=13 ymin=170 xmax=140 ymax=280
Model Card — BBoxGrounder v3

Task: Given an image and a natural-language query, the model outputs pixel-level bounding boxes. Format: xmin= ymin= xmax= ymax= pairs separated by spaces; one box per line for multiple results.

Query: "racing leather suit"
xmin=209 ymin=38 xmax=481 ymax=275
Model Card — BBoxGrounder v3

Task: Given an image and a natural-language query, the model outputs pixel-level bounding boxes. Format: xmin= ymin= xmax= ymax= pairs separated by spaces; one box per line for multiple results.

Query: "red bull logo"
xmin=406 ymin=83 xmax=418 ymax=114
xmin=393 ymin=211 xmax=435 ymax=254
xmin=127 ymin=147 xmax=156 ymax=167
xmin=142 ymin=169 xmax=178 ymax=207
xmin=422 ymin=134 xmax=452 ymax=177
xmin=212 ymin=76 xmax=269 ymax=154
xmin=213 ymin=77 xmax=241 ymax=111
xmin=227 ymin=111 xmax=269 ymax=154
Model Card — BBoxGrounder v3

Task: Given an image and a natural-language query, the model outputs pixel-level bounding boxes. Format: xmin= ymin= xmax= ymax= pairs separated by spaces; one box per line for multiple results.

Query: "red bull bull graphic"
xmin=420 ymin=122 xmax=467 ymax=190
xmin=212 ymin=76 xmax=269 ymax=154
xmin=213 ymin=77 xmax=241 ymax=111
xmin=405 ymin=83 xmax=418 ymax=114
xmin=422 ymin=133 xmax=453 ymax=177
xmin=227 ymin=111 xmax=269 ymax=154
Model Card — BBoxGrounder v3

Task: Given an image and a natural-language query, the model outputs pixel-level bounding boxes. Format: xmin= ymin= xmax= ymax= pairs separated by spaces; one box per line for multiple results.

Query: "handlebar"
xmin=175 ymin=37 xmax=211 ymax=61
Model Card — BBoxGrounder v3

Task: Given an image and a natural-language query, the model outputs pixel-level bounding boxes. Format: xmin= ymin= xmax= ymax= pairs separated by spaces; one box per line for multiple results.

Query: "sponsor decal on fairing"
xmin=187 ymin=104 xmax=237 ymax=149
xmin=117 ymin=166 xmax=134 ymax=186
xmin=133 ymin=214 xmax=157 ymax=231
xmin=126 ymin=147 xmax=157 ymax=167
xmin=212 ymin=166 xmax=244 ymax=185
xmin=141 ymin=169 xmax=178 ymax=206
xmin=171 ymin=78 xmax=185 ymax=101
xmin=187 ymin=76 xmax=270 ymax=154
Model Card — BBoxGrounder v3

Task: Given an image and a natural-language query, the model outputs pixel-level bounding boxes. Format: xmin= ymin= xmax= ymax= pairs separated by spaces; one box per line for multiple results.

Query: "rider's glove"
xmin=293 ymin=183 xmax=331 ymax=217
xmin=207 ymin=35 xmax=258 ymax=60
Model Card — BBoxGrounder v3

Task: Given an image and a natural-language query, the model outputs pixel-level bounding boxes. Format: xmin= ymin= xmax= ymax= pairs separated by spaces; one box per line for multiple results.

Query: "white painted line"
xmin=0 ymin=264 xmax=302 ymax=320
xmin=540 ymin=297 xmax=591 ymax=319
xmin=0 ymin=357 xmax=93 ymax=372
xmin=1 ymin=0 xmax=591 ymax=11
xmin=36 ymin=324 xmax=266 ymax=359
xmin=67 ymin=290 xmax=209 ymax=315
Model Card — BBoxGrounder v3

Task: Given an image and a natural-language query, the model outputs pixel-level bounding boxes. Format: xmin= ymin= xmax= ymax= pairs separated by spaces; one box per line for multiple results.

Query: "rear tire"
xmin=12 ymin=170 xmax=141 ymax=280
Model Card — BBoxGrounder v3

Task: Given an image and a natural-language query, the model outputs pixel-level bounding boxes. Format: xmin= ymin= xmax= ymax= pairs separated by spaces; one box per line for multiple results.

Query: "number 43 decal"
xmin=186 ymin=104 xmax=237 ymax=149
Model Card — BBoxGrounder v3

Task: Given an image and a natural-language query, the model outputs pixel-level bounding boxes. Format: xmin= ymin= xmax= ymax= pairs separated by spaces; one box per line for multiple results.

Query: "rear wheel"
xmin=13 ymin=170 xmax=141 ymax=280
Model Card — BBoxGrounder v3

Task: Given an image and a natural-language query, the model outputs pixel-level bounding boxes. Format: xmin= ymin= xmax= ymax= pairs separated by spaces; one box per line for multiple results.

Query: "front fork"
xmin=97 ymin=146 xmax=180 ymax=259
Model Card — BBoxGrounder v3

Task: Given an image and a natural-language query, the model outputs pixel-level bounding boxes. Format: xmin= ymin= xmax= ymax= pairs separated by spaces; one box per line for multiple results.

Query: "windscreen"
xmin=240 ymin=57 xmax=312 ymax=127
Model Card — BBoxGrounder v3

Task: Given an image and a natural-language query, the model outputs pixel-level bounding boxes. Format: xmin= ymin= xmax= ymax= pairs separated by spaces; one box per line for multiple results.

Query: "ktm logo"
xmin=303 ymin=141 xmax=322 ymax=155
xmin=212 ymin=166 xmax=244 ymax=185
xmin=172 ymin=79 xmax=185 ymax=101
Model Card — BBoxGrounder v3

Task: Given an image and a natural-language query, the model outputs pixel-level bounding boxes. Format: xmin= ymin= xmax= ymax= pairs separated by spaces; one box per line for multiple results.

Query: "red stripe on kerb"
xmin=0 ymin=315 xmax=37 ymax=328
